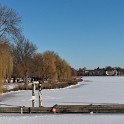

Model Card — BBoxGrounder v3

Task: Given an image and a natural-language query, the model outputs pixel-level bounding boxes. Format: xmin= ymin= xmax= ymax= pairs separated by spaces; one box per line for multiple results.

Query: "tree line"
xmin=0 ymin=5 xmax=76 ymax=93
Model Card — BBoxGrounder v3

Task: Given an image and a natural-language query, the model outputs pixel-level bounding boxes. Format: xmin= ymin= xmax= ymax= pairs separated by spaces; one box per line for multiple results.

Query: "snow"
xmin=3 ymin=83 xmax=19 ymax=90
xmin=0 ymin=113 xmax=124 ymax=124
xmin=1 ymin=76 xmax=124 ymax=124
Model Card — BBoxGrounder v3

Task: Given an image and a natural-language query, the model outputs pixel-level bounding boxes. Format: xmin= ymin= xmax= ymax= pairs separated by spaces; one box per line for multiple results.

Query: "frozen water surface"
xmin=0 ymin=76 xmax=124 ymax=124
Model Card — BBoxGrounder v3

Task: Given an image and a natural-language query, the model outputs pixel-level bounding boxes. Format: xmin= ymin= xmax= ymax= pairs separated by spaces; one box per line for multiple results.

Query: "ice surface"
xmin=1 ymin=76 xmax=124 ymax=124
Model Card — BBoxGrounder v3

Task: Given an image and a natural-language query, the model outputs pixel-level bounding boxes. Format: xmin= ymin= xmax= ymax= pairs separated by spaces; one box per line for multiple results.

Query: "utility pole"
xmin=32 ymin=80 xmax=36 ymax=107
xmin=38 ymin=81 xmax=42 ymax=107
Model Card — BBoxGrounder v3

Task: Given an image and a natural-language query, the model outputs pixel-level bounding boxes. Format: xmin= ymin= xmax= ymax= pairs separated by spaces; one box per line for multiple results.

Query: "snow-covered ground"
xmin=1 ymin=76 xmax=124 ymax=124
xmin=1 ymin=113 xmax=124 ymax=124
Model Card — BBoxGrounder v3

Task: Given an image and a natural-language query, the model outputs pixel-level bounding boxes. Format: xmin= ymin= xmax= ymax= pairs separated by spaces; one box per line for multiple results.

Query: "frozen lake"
xmin=1 ymin=76 xmax=124 ymax=124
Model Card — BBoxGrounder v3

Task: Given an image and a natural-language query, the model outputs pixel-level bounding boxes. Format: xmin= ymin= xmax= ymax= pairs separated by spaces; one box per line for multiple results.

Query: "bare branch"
xmin=0 ymin=5 xmax=21 ymax=39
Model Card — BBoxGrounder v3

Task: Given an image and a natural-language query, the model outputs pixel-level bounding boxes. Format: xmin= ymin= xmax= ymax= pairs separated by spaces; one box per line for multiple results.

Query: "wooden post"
xmin=32 ymin=81 xmax=36 ymax=107
xmin=21 ymin=106 xmax=23 ymax=114
xmin=38 ymin=82 xmax=42 ymax=107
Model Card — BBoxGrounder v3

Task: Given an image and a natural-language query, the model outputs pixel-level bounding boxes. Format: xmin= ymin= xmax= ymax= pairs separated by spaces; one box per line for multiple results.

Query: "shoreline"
xmin=3 ymin=78 xmax=83 ymax=93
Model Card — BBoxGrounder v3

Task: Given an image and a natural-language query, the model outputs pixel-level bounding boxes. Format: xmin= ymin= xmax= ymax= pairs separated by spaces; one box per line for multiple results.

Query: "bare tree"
xmin=12 ymin=35 xmax=37 ymax=65
xmin=0 ymin=41 xmax=13 ymax=93
xmin=33 ymin=51 xmax=73 ymax=83
xmin=12 ymin=35 xmax=37 ymax=82
xmin=0 ymin=4 xmax=21 ymax=39
xmin=33 ymin=52 xmax=56 ymax=82
xmin=33 ymin=53 xmax=45 ymax=81
xmin=56 ymin=59 xmax=72 ymax=81
xmin=43 ymin=51 xmax=57 ymax=81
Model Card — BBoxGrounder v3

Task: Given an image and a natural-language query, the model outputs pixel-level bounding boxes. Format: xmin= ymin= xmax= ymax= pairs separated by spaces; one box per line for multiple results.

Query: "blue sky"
xmin=0 ymin=0 xmax=124 ymax=69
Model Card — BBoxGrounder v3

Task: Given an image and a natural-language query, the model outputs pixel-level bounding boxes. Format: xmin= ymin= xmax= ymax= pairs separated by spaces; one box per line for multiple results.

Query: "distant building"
xmin=106 ymin=70 xmax=117 ymax=76
xmin=77 ymin=67 xmax=124 ymax=76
